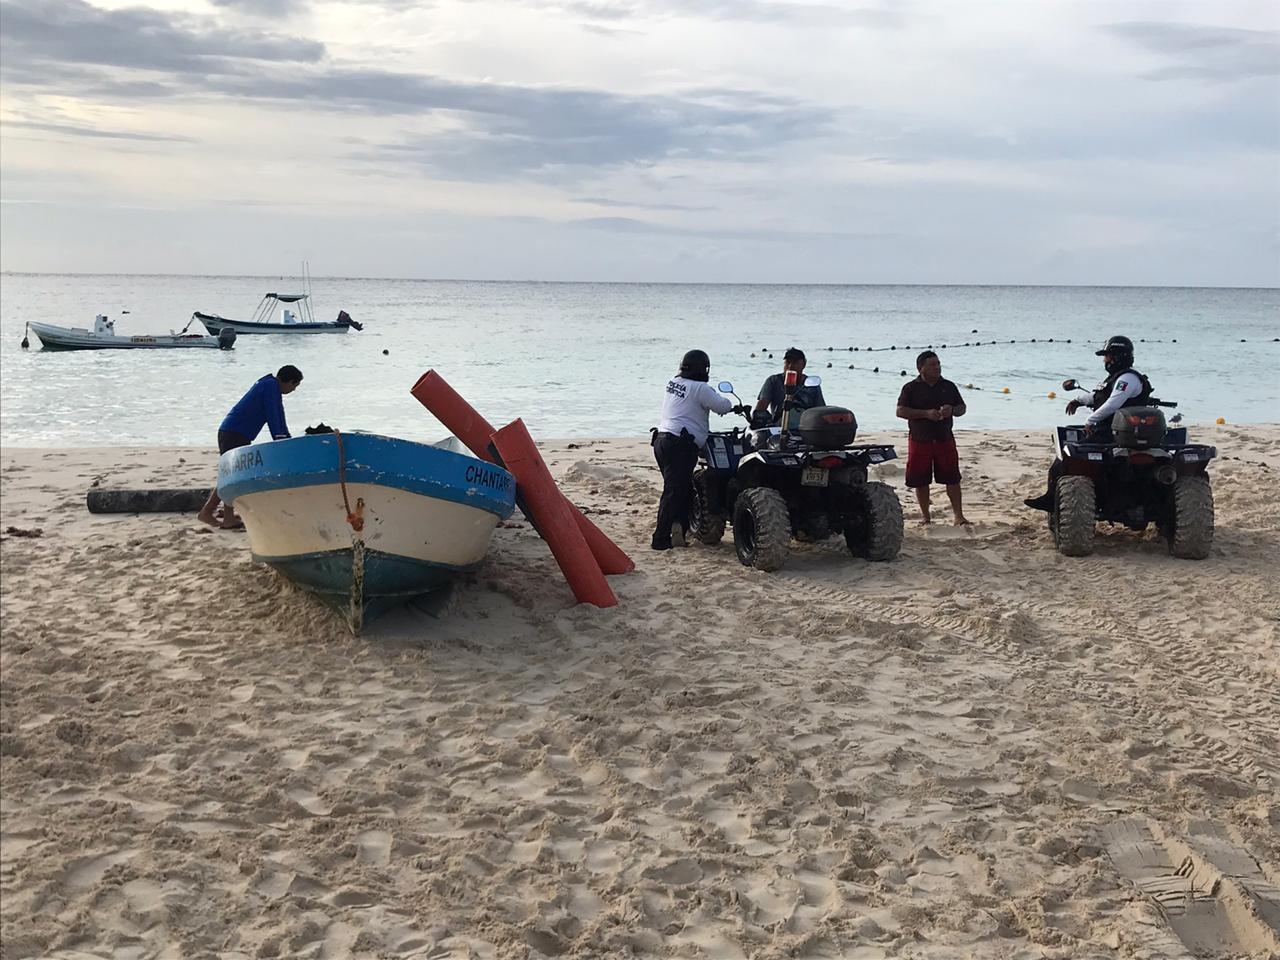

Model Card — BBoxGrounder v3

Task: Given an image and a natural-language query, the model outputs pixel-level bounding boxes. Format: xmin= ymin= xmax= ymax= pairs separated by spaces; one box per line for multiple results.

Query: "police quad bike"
xmin=1047 ymin=396 xmax=1217 ymax=559
xmin=688 ymin=374 xmax=904 ymax=572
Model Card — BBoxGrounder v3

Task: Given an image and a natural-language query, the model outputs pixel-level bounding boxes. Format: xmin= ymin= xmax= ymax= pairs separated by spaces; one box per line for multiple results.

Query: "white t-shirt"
xmin=1074 ymin=371 xmax=1145 ymax=425
xmin=658 ymin=376 xmax=734 ymax=446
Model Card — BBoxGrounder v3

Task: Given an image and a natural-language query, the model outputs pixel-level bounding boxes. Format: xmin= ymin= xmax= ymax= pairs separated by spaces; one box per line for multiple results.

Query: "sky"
xmin=0 ymin=0 xmax=1277 ymax=284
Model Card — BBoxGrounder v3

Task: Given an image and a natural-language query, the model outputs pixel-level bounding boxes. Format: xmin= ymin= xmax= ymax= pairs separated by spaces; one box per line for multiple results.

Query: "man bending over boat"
xmin=198 ymin=365 xmax=303 ymax=530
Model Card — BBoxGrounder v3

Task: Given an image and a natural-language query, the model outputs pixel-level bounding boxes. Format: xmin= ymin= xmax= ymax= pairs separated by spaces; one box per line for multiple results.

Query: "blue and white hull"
xmin=217 ymin=433 xmax=516 ymax=633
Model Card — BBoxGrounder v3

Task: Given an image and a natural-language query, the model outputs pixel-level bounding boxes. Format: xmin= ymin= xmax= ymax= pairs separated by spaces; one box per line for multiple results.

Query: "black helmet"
xmin=1095 ymin=335 xmax=1134 ymax=372
xmin=679 ymin=349 xmax=711 ymax=382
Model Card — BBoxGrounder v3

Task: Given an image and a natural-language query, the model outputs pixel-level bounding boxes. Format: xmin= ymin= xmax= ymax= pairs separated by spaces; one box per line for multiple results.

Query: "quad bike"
xmin=1048 ymin=400 xmax=1217 ymax=559
xmin=689 ymin=375 xmax=904 ymax=571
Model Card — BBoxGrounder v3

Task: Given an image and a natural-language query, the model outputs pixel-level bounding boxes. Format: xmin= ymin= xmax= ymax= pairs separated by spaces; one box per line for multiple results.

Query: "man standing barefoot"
xmin=895 ymin=351 xmax=970 ymax=526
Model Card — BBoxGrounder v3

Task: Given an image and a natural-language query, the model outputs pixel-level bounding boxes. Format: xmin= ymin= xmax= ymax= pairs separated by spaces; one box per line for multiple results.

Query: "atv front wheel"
xmin=733 ymin=487 xmax=791 ymax=571
xmin=1169 ymin=475 xmax=1213 ymax=560
xmin=847 ymin=482 xmax=904 ymax=561
xmin=689 ymin=468 xmax=725 ymax=545
xmin=1053 ymin=475 xmax=1096 ymax=557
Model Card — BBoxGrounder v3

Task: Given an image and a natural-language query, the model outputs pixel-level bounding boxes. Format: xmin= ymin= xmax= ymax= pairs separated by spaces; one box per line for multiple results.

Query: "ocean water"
xmin=1 ymin=274 xmax=1276 ymax=447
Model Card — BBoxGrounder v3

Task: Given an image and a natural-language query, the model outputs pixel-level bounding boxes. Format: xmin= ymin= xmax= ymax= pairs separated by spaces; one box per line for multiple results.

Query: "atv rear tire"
xmin=733 ymin=487 xmax=791 ymax=571
xmin=847 ymin=482 xmax=903 ymax=561
xmin=1169 ymin=475 xmax=1213 ymax=560
xmin=689 ymin=468 xmax=725 ymax=545
xmin=1053 ymin=475 xmax=1096 ymax=556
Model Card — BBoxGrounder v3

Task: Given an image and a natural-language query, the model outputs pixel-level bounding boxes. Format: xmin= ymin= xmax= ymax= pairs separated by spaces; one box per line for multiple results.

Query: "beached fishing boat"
xmin=193 ymin=293 xmax=362 ymax=335
xmin=216 ymin=431 xmax=516 ymax=633
xmin=26 ymin=315 xmax=236 ymax=350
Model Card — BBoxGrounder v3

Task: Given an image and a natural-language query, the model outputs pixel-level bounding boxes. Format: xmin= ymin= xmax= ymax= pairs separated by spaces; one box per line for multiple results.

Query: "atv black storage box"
xmin=798 ymin=406 xmax=857 ymax=447
xmin=1111 ymin=407 xmax=1167 ymax=448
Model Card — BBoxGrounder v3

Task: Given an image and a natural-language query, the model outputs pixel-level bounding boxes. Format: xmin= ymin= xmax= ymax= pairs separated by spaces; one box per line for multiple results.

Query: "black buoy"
xmin=382 ymin=349 xmax=389 ymax=355
xmin=826 ymin=362 xmax=832 ymax=368
xmin=873 ymin=366 xmax=879 ymax=372
xmin=827 ymin=346 xmax=833 ymax=351
xmin=971 ymin=328 xmax=978 ymax=333
xmin=900 ymin=369 xmax=907 ymax=376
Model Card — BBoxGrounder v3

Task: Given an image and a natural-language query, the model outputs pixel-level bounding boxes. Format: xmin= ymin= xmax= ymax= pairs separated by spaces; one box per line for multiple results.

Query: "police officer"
xmin=652 ymin=350 xmax=745 ymax=550
xmin=1024 ymin=335 xmax=1153 ymax=511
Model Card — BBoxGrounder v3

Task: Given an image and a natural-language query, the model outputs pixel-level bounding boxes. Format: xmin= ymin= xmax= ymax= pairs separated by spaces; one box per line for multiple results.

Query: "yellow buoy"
xmin=1001 ymin=387 xmax=1010 ymax=394
xmin=1216 ymin=417 xmax=1226 ymax=425
xmin=1048 ymin=391 xmax=1057 ymax=399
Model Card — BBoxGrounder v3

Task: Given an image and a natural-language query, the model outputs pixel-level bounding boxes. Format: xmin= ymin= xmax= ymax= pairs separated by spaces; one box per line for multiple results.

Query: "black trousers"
xmin=652 ymin=431 xmax=700 ymax=547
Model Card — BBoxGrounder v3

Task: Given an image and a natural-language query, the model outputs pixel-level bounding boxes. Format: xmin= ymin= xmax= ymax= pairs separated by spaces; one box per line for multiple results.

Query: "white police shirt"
xmin=658 ymin=376 xmax=734 ymax=446
xmin=1073 ymin=372 xmax=1145 ymax=426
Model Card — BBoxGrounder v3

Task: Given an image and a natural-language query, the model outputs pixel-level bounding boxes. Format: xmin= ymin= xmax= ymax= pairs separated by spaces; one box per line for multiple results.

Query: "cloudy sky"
xmin=1 ymin=0 xmax=1276 ymax=284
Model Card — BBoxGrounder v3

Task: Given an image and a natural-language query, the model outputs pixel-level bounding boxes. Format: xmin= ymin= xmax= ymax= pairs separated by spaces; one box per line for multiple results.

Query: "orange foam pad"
xmin=410 ymin=370 xmax=634 ymax=575
xmin=491 ymin=419 xmax=617 ymax=608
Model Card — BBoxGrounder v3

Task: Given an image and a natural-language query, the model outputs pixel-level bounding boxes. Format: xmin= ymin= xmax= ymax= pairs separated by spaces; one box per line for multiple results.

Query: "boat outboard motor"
xmin=218 ymin=328 xmax=237 ymax=350
xmin=336 ymin=310 xmax=363 ymax=331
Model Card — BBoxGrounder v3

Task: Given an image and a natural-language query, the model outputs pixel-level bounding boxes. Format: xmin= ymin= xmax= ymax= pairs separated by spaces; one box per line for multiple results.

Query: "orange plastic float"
xmin=409 ymin=369 xmax=634 ymax=579
xmin=491 ymin=419 xmax=617 ymax=608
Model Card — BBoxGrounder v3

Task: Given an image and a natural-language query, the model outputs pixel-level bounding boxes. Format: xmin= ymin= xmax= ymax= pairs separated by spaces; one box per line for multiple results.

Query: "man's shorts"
xmin=217 ymin=430 xmax=252 ymax=454
xmin=905 ymin=437 xmax=962 ymax=488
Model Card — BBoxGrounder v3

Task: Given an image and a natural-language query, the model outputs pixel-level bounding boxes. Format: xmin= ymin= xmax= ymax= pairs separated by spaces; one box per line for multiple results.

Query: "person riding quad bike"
xmin=1024 ymin=335 xmax=1216 ymax=558
xmin=688 ymin=372 xmax=903 ymax=571
xmin=1025 ymin=335 xmax=1152 ymax=511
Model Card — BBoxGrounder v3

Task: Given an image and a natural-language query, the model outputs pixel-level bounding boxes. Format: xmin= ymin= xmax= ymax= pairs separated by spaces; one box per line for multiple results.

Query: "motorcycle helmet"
xmin=679 ymin=349 xmax=711 ymax=382
xmin=1095 ymin=335 xmax=1134 ymax=373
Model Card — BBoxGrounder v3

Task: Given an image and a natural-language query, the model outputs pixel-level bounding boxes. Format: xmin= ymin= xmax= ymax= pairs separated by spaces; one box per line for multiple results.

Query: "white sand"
xmin=2 ymin=425 xmax=1278 ymax=959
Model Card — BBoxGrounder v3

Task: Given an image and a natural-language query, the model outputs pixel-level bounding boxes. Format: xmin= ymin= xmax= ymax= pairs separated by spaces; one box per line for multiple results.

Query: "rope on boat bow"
xmin=332 ymin=428 xmax=365 ymax=532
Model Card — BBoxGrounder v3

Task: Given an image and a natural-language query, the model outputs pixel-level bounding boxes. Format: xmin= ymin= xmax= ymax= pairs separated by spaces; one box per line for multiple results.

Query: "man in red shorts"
xmin=895 ymin=350 xmax=970 ymax=525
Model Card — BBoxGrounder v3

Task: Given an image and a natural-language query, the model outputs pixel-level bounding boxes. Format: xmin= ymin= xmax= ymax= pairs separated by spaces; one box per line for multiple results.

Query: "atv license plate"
xmin=801 ymin=466 xmax=829 ymax=487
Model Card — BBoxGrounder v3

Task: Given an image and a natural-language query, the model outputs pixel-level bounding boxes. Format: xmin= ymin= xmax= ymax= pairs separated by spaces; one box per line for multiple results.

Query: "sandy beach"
xmin=1 ymin=425 xmax=1277 ymax=960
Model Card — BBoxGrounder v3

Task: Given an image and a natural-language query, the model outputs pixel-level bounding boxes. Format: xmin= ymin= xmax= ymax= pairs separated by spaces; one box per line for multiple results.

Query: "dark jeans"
xmin=652 ymin=431 xmax=700 ymax=548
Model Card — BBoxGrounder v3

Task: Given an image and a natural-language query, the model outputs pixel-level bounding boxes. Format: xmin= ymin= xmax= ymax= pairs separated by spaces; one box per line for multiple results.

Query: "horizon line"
xmin=1 ymin=271 xmax=1277 ymax=291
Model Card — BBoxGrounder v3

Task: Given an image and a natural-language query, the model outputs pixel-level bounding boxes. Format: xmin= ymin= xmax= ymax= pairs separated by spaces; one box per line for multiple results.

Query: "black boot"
xmin=1023 ymin=493 xmax=1053 ymax=512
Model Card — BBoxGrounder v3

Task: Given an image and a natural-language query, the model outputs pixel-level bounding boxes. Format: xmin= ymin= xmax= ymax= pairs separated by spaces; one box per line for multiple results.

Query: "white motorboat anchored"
xmin=26 ymin=315 xmax=236 ymax=351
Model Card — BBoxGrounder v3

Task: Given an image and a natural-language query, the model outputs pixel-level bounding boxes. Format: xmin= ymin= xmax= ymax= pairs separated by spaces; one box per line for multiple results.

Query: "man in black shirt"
xmin=895 ymin=350 xmax=970 ymax=525
xmin=755 ymin=347 xmax=826 ymax=428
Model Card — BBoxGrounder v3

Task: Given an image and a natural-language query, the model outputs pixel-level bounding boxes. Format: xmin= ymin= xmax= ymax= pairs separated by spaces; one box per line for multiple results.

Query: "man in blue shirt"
xmin=198 ymin=365 xmax=303 ymax=529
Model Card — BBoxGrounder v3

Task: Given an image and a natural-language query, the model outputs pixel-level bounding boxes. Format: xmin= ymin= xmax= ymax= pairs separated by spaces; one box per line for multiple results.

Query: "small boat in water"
xmin=193 ymin=293 xmax=362 ymax=335
xmin=27 ymin=315 xmax=236 ymax=350
xmin=217 ymin=431 xmax=516 ymax=633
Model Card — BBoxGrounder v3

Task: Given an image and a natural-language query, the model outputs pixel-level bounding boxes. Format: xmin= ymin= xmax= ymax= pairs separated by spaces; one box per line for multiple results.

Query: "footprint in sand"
xmin=356 ymin=829 xmax=392 ymax=866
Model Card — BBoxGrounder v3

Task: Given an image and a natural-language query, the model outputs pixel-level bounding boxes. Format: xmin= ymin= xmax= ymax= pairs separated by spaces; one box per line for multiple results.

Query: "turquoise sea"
xmin=1 ymin=274 xmax=1276 ymax=446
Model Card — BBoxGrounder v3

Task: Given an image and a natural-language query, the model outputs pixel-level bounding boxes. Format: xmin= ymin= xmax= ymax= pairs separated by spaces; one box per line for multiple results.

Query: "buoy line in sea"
xmin=750 ymin=335 xmax=1279 ymax=359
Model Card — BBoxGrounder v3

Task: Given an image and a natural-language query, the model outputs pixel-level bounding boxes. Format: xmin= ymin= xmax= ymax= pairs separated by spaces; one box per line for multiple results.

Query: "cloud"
xmin=544 ymin=0 xmax=905 ymax=28
xmin=208 ymin=0 xmax=305 ymax=16
xmin=0 ymin=0 xmax=325 ymax=77
xmin=573 ymin=196 xmax=717 ymax=211
xmin=1103 ymin=21 xmax=1280 ymax=81
xmin=0 ymin=0 xmax=831 ymax=183
xmin=342 ymin=83 xmax=830 ymax=181
xmin=0 ymin=119 xmax=197 ymax=142
xmin=565 ymin=215 xmax=895 ymax=244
